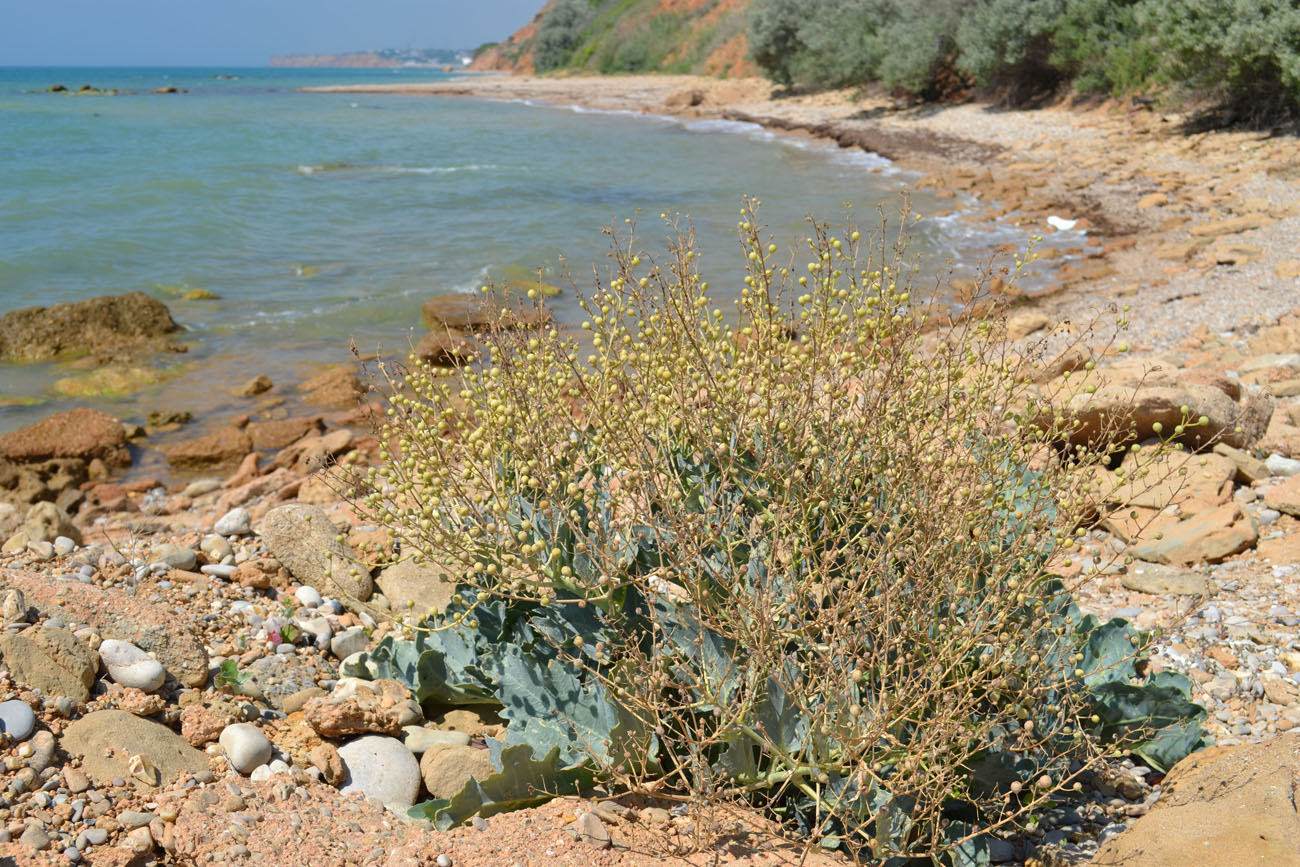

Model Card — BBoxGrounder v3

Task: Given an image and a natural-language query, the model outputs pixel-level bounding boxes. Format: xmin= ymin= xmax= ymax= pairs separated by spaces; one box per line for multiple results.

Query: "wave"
xmin=296 ymin=163 xmax=500 ymax=176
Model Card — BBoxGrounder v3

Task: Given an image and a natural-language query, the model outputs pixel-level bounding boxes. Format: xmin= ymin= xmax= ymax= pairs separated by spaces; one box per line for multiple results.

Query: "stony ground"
xmin=0 ymin=75 xmax=1298 ymax=866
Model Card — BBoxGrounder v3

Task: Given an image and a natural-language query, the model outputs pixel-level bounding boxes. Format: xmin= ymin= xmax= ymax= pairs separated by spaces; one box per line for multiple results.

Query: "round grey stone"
xmin=337 ymin=735 xmax=421 ymax=811
xmin=0 ymin=700 xmax=36 ymax=741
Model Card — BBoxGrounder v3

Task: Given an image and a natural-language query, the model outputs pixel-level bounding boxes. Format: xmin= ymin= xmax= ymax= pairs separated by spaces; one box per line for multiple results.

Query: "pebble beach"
xmin=0 ymin=72 xmax=1299 ymax=865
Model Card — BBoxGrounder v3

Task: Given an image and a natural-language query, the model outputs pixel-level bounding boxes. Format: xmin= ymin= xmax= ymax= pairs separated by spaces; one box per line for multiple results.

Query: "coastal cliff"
xmin=471 ymin=0 xmax=753 ymax=76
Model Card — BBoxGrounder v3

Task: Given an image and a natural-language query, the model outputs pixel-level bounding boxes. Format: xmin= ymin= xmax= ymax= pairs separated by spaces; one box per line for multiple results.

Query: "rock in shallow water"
xmin=99 ymin=638 xmax=166 ymax=692
xmin=337 ymin=735 xmax=421 ymax=811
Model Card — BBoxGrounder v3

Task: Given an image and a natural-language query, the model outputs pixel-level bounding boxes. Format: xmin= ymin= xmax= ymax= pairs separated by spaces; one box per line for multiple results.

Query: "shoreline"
xmin=306 ymin=73 xmax=1300 ymax=351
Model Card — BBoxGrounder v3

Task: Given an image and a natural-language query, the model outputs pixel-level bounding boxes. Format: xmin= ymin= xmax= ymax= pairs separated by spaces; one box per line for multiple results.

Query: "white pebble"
xmin=219 ymin=724 xmax=272 ymax=775
xmin=1266 ymin=453 xmax=1300 ymax=477
xmin=214 ymin=508 xmax=252 ymax=536
xmin=98 ymin=639 xmax=165 ymax=692
xmin=294 ymin=586 xmax=323 ymax=609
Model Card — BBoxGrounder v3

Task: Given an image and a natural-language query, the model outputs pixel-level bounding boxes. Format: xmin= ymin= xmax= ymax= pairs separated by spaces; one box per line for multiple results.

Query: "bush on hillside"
xmin=1051 ymin=0 xmax=1158 ymax=94
xmin=534 ymin=0 xmax=596 ymax=73
xmin=1143 ymin=0 xmax=1300 ymax=121
xmin=746 ymin=0 xmax=1300 ymax=120
xmin=955 ymin=0 xmax=1065 ymax=97
xmin=353 ymin=202 xmax=1207 ymax=860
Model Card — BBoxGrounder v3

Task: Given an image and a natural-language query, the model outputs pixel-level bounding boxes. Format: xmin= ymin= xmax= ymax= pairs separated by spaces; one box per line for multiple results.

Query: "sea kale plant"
xmin=354 ymin=200 xmax=1207 ymax=863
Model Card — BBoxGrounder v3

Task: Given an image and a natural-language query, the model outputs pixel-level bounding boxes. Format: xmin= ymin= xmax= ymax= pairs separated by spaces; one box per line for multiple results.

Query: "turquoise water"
xmin=0 ymin=66 xmax=1030 ymax=434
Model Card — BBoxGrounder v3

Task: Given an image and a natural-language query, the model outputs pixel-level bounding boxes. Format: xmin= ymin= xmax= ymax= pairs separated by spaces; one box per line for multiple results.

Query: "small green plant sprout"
xmin=215 ymin=659 xmax=251 ymax=694
xmin=354 ymin=198 xmax=1206 ymax=862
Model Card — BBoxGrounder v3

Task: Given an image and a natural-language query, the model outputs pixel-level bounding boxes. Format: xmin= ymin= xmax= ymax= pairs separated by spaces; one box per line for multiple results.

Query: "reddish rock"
xmin=271 ymin=428 xmax=354 ymax=473
xmin=0 ymin=408 xmax=130 ymax=467
xmin=162 ymin=426 xmax=253 ymax=472
xmin=246 ymin=417 xmax=323 ymax=450
xmin=232 ymin=563 xmax=271 ymax=590
xmin=303 ymin=683 xmax=408 ymax=739
xmin=309 ymin=742 xmax=346 ymax=786
xmin=180 ymin=702 xmax=238 ymax=748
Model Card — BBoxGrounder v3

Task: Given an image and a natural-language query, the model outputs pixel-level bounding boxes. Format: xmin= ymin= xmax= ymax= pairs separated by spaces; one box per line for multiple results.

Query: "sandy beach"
xmin=308 ymin=73 xmax=1300 ymax=351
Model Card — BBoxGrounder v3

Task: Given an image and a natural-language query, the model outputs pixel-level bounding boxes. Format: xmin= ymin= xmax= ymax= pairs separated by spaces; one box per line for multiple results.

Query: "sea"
xmin=0 ymin=66 xmax=1051 ymax=437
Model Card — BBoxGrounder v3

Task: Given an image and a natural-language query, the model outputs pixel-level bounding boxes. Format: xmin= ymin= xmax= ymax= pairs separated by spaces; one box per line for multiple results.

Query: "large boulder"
xmin=0 ymin=291 xmax=180 ymax=361
xmin=258 ymin=504 xmax=372 ymax=601
xmin=0 ymin=408 xmax=129 ymax=467
xmin=63 ymin=710 xmax=208 ymax=791
xmin=1092 ymin=734 xmax=1300 ymax=867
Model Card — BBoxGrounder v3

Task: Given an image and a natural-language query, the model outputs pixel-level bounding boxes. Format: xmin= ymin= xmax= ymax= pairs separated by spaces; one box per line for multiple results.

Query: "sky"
xmin=0 ymin=0 xmax=544 ymax=66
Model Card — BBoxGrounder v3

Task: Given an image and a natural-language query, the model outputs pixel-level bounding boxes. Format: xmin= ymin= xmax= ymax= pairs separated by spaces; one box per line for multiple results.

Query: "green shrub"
xmin=1051 ymin=0 xmax=1158 ymax=94
xmin=534 ymin=0 xmax=596 ymax=73
xmin=1143 ymin=0 xmax=1300 ymax=119
xmin=747 ymin=0 xmax=806 ymax=86
xmin=358 ymin=202 xmax=1206 ymax=860
xmin=955 ymin=0 xmax=1065 ymax=94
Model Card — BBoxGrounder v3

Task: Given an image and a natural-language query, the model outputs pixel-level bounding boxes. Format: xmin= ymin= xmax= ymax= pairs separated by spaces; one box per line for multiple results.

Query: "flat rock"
xmin=258 ymin=504 xmax=372 ymax=601
xmin=0 ymin=566 xmax=208 ymax=687
xmin=1120 ymin=563 xmax=1216 ymax=597
xmin=1264 ymin=474 xmax=1300 ymax=516
xmin=1092 ymin=734 xmax=1300 ymax=867
xmin=246 ymin=417 xmax=322 ymax=451
xmin=162 ymin=426 xmax=253 ymax=472
xmin=63 ymin=710 xmax=208 ymax=791
xmin=0 ymin=291 xmax=179 ymax=362
xmin=1212 ymin=442 xmax=1270 ymax=484
xmin=337 ymin=735 xmax=421 ymax=811
xmin=0 ymin=625 xmax=97 ymax=701
xmin=0 ymin=408 xmax=130 ymax=467
xmin=1128 ymin=502 xmax=1258 ymax=565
